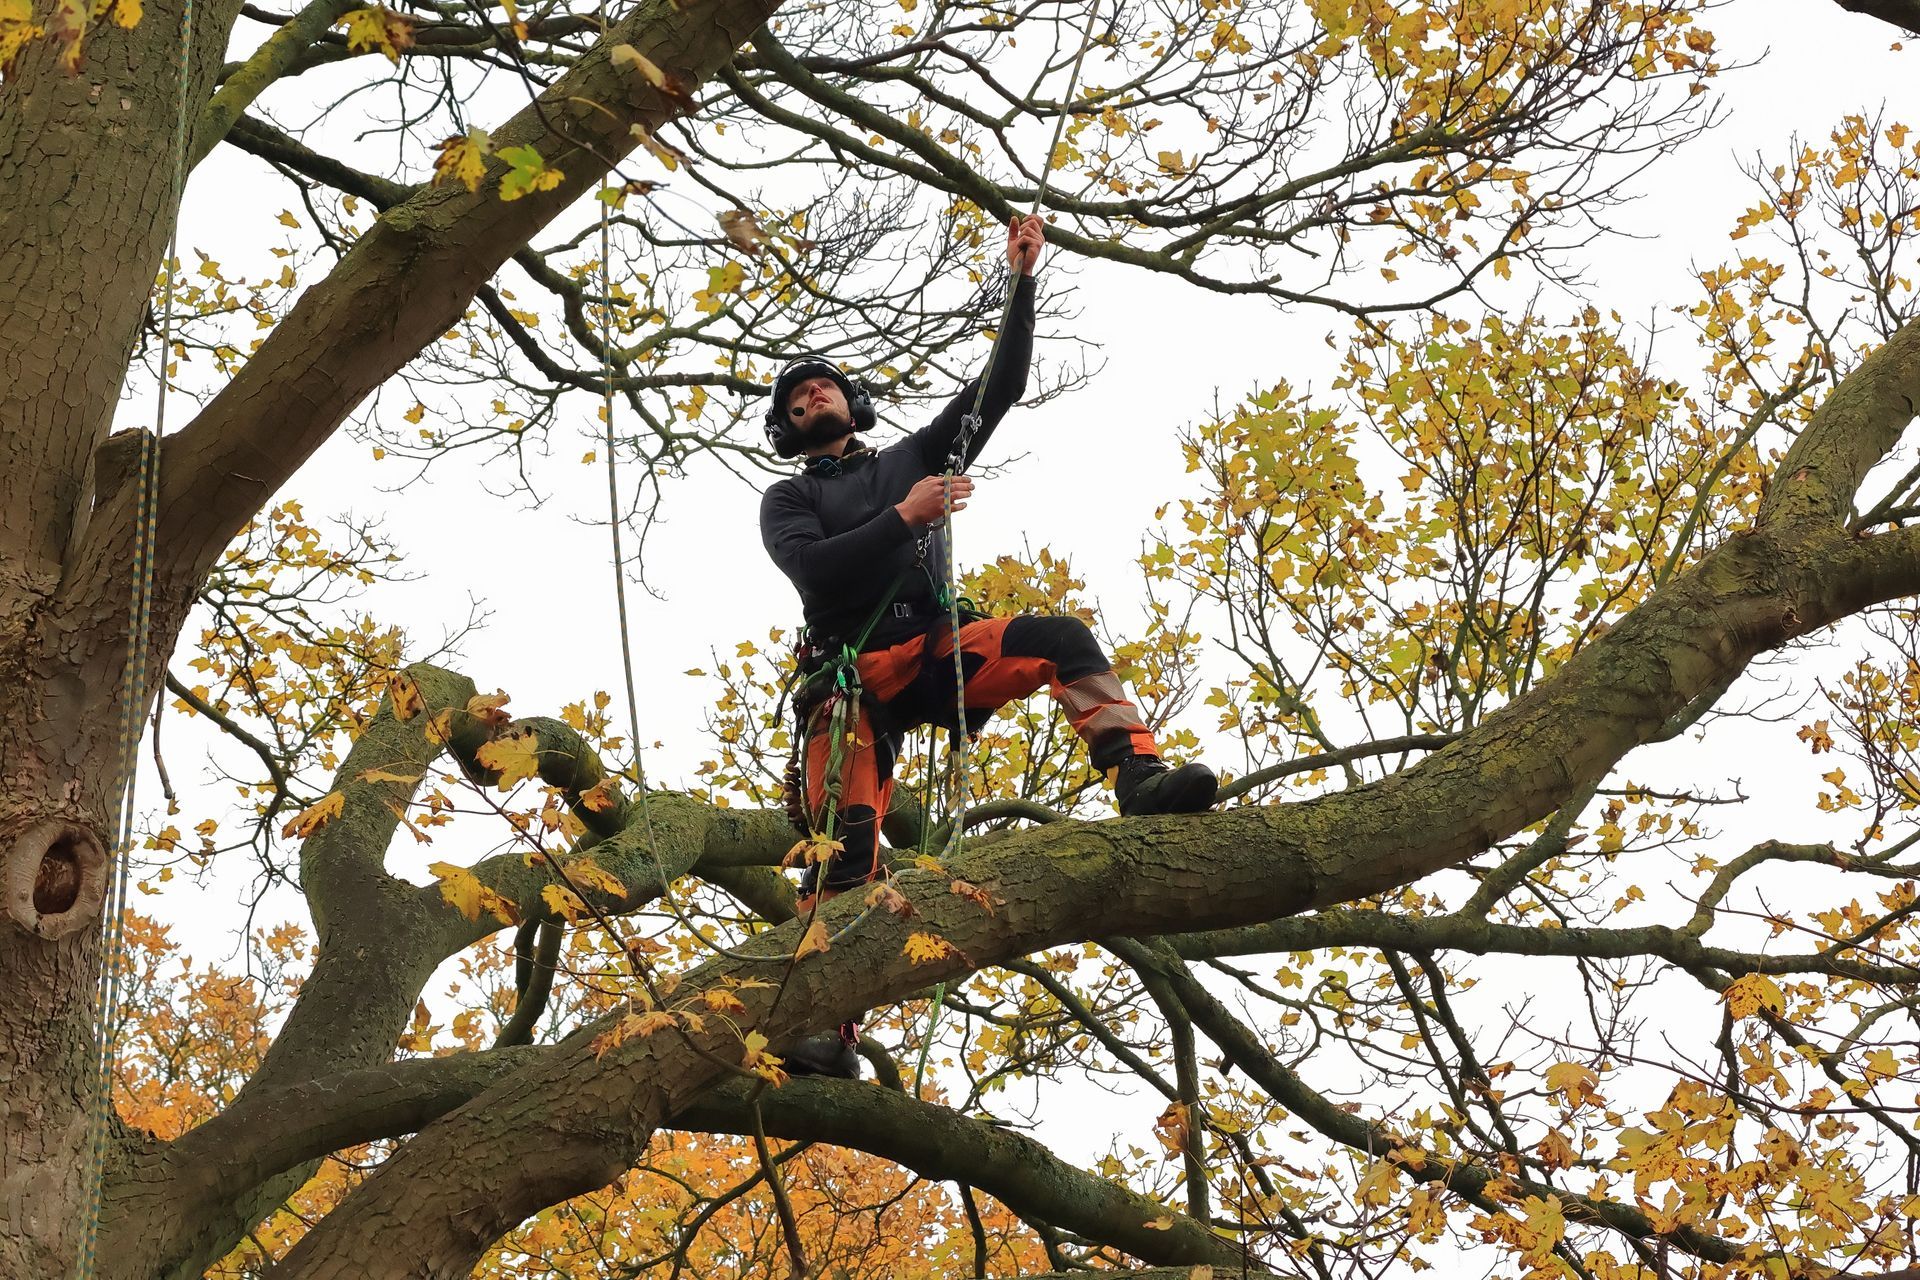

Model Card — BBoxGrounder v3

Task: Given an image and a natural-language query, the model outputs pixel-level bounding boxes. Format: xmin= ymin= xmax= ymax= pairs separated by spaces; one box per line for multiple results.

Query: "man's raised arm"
xmin=914 ymin=216 xmax=1043 ymax=471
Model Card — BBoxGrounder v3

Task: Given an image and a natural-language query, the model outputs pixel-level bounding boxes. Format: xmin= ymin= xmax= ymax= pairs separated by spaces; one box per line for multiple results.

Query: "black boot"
xmin=1114 ymin=755 xmax=1218 ymax=817
xmin=785 ymin=1022 xmax=862 ymax=1080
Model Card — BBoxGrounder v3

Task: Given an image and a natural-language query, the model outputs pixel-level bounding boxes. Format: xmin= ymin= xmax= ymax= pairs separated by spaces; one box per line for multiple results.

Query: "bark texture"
xmin=3 ymin=0 xmax=1918 ymax=1272
xmin=3 ymin=0 xmax=776 ymax=1270
xmin=0 ymin=4 xmax=239 ymax=1276
xmin=261 ymin=315 xmax=1920 ymax=1275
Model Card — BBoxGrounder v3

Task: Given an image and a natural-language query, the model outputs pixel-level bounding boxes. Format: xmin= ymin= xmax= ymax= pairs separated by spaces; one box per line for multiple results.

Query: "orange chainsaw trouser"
xmin=800 ymin=614 xmax=1157 ymax=897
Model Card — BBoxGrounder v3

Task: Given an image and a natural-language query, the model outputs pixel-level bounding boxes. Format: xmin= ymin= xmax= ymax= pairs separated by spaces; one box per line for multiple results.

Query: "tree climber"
xmin=760 ymin=214 xmax=1219 ymax=921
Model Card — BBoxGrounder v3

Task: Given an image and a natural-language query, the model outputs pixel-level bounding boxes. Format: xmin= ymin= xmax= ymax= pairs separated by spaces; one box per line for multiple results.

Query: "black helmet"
xmin=764 ymin=355 xmax=876 ymax=458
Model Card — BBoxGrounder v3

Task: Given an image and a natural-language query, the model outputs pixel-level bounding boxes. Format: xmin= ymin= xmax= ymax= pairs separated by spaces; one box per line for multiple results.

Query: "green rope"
xmin=912 ymin=980 xmax=947 ymax=1098
xmin=78 ymin=1 xmax=196 ymax=1274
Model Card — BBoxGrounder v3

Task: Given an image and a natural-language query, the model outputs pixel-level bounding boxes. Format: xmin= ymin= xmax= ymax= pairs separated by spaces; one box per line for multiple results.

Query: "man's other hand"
xmin=1007 ymin=214 xmax=1044 ymax=275
xmin=896 ymin=474 xmax=974 ymax=529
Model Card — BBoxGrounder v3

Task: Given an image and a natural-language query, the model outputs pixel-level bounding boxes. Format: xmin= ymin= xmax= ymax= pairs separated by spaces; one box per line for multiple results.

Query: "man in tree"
xmin=759 ymin=214 xmax=1219 ymax=912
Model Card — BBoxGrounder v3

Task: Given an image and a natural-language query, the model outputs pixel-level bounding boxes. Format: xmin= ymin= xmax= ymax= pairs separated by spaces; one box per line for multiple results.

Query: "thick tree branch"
xmin=0 ymin=0 xmax=242 ymax=580
xmin=679 ymin=1079 xmax=1247 ymax=1271
xmin=270 ymin=464 xmax=1920 ymax=1276
xmin=1834 ymin=0 xmax=1920 ymax=35
xmin=160 ymin=1044 xmax=1243 ymax=1272
xmin=62 ymin=0 xmax=785 ymax=629
xmin=194 ymin=0 xmax=360 ymax=165
xmin=1762 ymin=317 xmax=1920 ymax=529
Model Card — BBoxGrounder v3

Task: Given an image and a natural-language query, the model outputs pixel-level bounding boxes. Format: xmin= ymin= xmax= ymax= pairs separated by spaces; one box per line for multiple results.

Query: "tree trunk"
xmin=0 ymin=2 xmax=238 ymax=1273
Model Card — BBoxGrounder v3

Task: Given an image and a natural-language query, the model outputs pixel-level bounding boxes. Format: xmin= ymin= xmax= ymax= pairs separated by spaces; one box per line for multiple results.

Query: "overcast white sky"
xmin=182 ymin=0 xmax=1904 ymax=801
xmin=131 ymin=0 xmax=1919 ymax=1200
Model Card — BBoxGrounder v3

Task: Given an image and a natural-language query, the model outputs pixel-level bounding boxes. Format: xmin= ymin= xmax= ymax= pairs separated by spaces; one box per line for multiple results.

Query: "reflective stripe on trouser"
xmin=802 ymin=613 xmax=1157 ymax=894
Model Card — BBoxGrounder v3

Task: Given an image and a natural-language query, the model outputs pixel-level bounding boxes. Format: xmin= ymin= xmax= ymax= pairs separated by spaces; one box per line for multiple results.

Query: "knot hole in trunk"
xmin=5 ymin=820 xmax=108 ymax=939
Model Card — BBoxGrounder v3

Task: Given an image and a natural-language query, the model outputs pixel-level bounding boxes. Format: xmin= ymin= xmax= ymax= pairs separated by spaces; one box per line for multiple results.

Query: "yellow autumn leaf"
xmin=630 ymin=123 xmax=686 ymax=172
xmin=610 ymin=42 xmax=668 ymax=88
xmin=497 ymin=0 xmax=525 ymax=39
xmin=47 ymin=0 xmax=88 ymax=73
xmin=1 ymin=0 xmax=46 ymax=75
xmin=336 ymin=6 xmax=414 ymax=63
xmin=592 ymin=1008 xmax=677 ymax=1057
xmin=429 ymin=861 xmax=518 ymax=924
xmin=795 ymin=918 xmax=831 ymax=959
xmin=432 ymin=128 xmax=491 ymax=193
xmin=692 ymin=261 xmax=748 ymax=315
xmin=1536 ymin=1128 xmax=1577 ymax=1170
xmin=563 ymin=857 xmax=627 ymax=899
xmin=742 ymin=1030 xmax=787 ymax=1084
xmin=541 ymin=882 xmax=588 ymax=924
xmin=464 ymin=690 xmax=512 ymax=729
xmin=476 ymin=728 xmax=542 ymax=788
xmin=1543 ymin=1060 xmax=1599 ymax=1105
xmin=1153 ymin=1100 xmax=1191 ymax=1157
xmin=281 ymin=791 xmax=345 ymax=839
xmin=1723 ymin=972 xmax=1786 ymax=1021
xmin=388 ymin=671 xmax=423 ymax=720
xmin=902 ymin=931 xmax=956 ymax=964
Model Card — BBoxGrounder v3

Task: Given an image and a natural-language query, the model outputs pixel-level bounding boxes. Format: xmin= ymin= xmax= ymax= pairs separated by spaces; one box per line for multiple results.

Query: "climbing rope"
xmin=590 ymin=21 xmax=833 ymax=971
xmin=937 ymin=0 xmax=1104 ymax=855
xmin=77 ymin=1 xmax=197 ymax=1275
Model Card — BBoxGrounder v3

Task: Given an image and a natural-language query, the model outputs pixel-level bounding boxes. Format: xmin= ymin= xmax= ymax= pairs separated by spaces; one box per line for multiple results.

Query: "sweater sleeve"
xmin=760 ymin=478 xmax=915 ymax=598
xmin=914 ymin=271 xmax=1038 ymax=472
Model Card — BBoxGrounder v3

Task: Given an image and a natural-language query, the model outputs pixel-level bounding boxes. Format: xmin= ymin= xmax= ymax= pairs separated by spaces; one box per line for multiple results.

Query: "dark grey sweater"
xmin=759 ymin=274 xmax=1037 ymax=651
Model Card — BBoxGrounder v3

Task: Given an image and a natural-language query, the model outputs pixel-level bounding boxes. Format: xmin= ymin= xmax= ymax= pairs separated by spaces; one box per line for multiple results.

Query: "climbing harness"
xmin=78 ymin=1 xmax=197 ymax=1275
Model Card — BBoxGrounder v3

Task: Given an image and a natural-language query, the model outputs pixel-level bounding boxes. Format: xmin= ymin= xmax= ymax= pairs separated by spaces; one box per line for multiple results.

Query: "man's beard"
xmin=796 ymin=407 xmax=853 ymax=447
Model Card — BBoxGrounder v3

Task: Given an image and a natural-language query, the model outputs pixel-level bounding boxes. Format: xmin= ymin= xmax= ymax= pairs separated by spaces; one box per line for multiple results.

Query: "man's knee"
xmin=1003 ymin=614 xmax=1109 ymax=683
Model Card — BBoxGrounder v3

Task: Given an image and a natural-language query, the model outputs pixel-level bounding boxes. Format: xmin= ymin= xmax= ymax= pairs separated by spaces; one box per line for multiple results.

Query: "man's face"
xmin=785 ymin=374 xmax=853 ymax=447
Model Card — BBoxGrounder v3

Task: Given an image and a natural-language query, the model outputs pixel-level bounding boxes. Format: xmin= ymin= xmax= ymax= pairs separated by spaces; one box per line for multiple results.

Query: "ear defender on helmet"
xmin=764 ymin=355 xmax=876 ymax=458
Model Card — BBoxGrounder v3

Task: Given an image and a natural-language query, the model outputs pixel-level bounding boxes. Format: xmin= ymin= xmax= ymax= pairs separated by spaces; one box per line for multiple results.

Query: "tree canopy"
xmin=4 ymin=0 xmax=1920 ymax=1278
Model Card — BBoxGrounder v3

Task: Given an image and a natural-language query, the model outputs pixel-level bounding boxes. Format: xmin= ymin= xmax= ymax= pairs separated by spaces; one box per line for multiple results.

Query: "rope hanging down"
xmin=937 ymin=0 xmax=1104 ymax=852
xmin=79 ymin=1 xmax=197 ymax=1275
